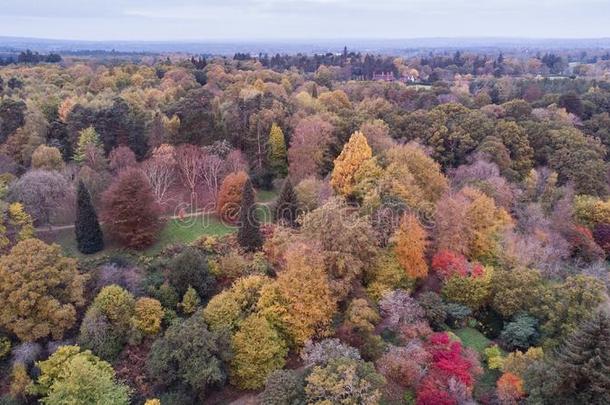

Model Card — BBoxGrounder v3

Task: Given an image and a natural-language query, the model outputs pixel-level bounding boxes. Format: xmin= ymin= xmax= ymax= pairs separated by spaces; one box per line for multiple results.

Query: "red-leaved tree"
xmin=101 ymin=167 xmax=162 ymax=249
xmin=431 ymin=250 xmax=469 ymax=279
xmin=416 ymin=332 xmax=482 ymax=405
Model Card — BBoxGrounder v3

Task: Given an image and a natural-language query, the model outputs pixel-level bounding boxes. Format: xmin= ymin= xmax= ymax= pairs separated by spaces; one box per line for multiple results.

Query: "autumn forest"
xmin=0 ymin=45 xmax=609 ymax=405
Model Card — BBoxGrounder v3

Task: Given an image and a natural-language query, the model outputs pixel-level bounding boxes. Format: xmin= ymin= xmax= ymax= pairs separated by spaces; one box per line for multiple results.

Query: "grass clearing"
xmin=255 ymin=188 xmax=278 ymax=203
xmin=40 ymin=213 xmax=237 ymax=258
xmin=453 ymin=327 xmax=492 ymax=354
xmin=145 ymin=214 xmax=235 ymax=255
xmin=452 ymin=327 xmax=506 ymax=400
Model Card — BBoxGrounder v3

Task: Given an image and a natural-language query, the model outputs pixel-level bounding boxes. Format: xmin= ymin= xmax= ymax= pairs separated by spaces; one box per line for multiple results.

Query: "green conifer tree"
xmin=274 ymin=178 xmax=299 ymax=227
xmin=526 ymin=310 xmax=610 ymax=404
xmin=75 ymin=181 xmax=104 ymax=254
xmin=552 ymin=310 xmax=610 ymax=403
xmin=237 ymin=178 xmax=263 ymax=252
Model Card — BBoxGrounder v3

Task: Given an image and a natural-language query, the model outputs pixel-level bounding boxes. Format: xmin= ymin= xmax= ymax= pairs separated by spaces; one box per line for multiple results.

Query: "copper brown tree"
xmin=101 ymin=167 xmax=162 ymax=249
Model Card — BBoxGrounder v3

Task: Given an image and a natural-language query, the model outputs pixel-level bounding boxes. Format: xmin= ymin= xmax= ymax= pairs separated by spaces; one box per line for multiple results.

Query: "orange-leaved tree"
xmin=393 ymin=213 xmax=429 ymax=280
xmin=217 ymin=170 xmax=248 ymax=222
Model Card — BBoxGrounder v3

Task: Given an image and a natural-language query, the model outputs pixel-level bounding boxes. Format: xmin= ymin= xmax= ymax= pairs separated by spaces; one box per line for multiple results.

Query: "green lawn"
xmin=255 ymin=188 xmax=278 ymax=203
xmin=38 ymin=227 xmax=121 ymax=259
xmin=453 ymin=327 xmax=492 ymax=354
xmin=145 ymin=214 xmax=235 ymax=254
xmin=40 ymin=213 xmax=236 ymax=258
xmin=452 ymin=327 xmax=506 ymax=400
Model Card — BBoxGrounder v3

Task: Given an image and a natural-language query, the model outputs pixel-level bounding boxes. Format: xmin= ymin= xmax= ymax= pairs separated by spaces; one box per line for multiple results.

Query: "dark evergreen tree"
xmin=75 ymin=181 xmax=104 ymax=254
xmin=525 ymin=310 xmax=610 ymax=405
xmin=237 ymin=178 xmax=263 ymax=252
xmin=275 ymin=179 xmax=299 ymax=228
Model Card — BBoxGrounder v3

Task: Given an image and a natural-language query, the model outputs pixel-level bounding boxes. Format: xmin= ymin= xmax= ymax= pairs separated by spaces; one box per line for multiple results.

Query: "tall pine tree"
xmin=237 ymin=178 xmax=263 ymax=252
xmin=526 ymin=310 xmax=610 ymax=404
xmin=552 ymin=310 xmax=610 ymax=403
xmin=75 ymin=181 xmax=104 ymax=254
xmin=274 ymin=178 xmax=299 ymax=227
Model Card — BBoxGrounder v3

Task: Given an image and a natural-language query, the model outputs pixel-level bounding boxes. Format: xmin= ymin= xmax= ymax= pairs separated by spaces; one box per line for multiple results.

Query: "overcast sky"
xmin=1 ymin=0 xmax=609 ymax=41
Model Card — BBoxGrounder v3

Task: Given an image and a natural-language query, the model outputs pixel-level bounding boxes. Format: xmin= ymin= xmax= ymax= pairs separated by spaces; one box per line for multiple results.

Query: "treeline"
xmin=0 ymin=49 xmax=62 ymax=66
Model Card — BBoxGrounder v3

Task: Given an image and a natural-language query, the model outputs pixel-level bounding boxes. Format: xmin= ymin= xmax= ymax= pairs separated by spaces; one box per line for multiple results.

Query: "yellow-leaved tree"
xmin=267 ymin=123 xmax=287 ymax=176
xmin=258 ymin=242 xmax=337 ymax=347
xmin=331 ymin=131 xmax=374 ymax=198
xmin=0 ymin=239 xmax=86 ymax=341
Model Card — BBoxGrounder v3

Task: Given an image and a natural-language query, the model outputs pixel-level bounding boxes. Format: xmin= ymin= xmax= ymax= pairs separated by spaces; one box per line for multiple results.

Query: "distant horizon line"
xmin=2 ymin=35 xmax=610 ymax=44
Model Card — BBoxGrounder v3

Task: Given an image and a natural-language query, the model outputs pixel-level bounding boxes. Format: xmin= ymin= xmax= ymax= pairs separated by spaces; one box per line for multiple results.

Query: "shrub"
xmin=78 ymin=307 xmax=124 ymax=361
xmin=10 ymin=342 xmax=42 ymax=367
xmin=147 ymin=314 xmax=229 ymax=398
xmin=151 ymin=282 xmax=179 ymax=310
xmin=417 ymin=292 xmax=447 ymax=330
xmin=91 ymin=285 xmax=136 ymax=333
xmin=0 ymin=336 xmax=11 ymax=360
xmin=178 ymin=287 xmax=200 ymax=315
xmin=94 ymin=263 xmax=144 ymax=296
xmin=305 ymin=356 xmax=385 ymax=404
xmin=500 ymin=313 xmax=539 ymax=350
xmin=33 ymin=345 xmax=131 ymax=405
xmin=301 ymin=339 xmax=361 ymax=367
xmin=379 ymin=290 xmax=424 ymax=330
xmin=214 ymin=249 xmax=249 ymax=279
xmin=483 ymin=345 xmax=504 ymax=370
xmin=168 ymin=247 xmax=215 ymax=298
xmin=444 ymin=303 xmax=472 ymax=328
xmin=132 ymin=298 xmax=164 ymax=335
xmin=261 ymin=370 xmax=306 ymax=405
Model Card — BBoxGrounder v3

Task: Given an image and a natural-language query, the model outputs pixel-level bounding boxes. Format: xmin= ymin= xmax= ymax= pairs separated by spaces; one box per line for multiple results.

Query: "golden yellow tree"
xmin=230 ymin=314 xmax=288 ymax=389
xmin=331 ymin=131 xmax=374 ymax=197
xmin=132 ymin=297 xmax=164 ymax=335
xmin=272 ymin=243 xmax=337 ymax=346
xmin=267 ymin=123 xmax=287 ymax=176
xmin=0 ymin=239 xmax=86 ymax=341
xmin=393 ymin=214 xmax=429 ymax=280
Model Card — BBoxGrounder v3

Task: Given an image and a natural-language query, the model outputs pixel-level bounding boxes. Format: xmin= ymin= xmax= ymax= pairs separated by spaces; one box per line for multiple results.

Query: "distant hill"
xmin=1 ymin=36 xmax=610 ymax=56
